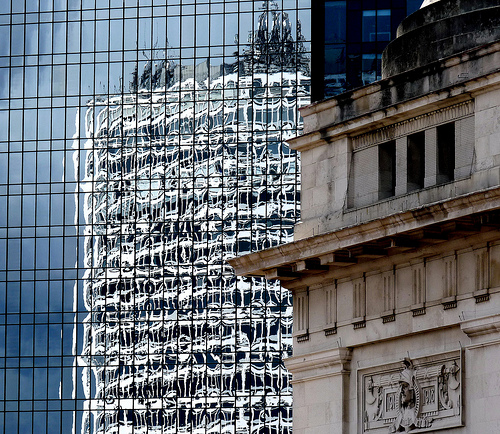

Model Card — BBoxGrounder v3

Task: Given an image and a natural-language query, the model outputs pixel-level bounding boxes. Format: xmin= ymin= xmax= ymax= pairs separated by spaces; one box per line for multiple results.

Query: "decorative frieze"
xmin=360 ymin=351 xmax=462 ymax=433
xmin=352 ymin=101 xmax=474 ymax=150
xmin=353 ymin=276 xmax=366 ymax=328
xmin=411 ymin=263 xmax=426 ymax=316
xmin=442 ymin=254 xmax=457 ymax=309
xmin=474 ymin=247 xmax=490 ymax=303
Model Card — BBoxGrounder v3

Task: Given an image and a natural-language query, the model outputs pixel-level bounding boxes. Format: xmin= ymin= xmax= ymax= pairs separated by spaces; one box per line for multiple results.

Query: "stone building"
xmin=229 ymin=0 xmax=500 ymax=433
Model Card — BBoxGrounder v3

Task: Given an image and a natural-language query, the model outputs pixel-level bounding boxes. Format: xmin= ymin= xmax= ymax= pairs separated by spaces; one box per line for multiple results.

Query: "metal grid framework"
xmin=311 ymin=0 xmax=422 ymax=101
xmin=0 ymin=1 xmax=310 ymax=433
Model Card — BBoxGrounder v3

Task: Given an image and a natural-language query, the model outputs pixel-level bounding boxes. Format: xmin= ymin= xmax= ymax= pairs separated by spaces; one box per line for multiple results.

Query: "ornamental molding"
xmin=461 ymin=313 xmax=500 ymax=339
xmin=285 ymin=347 xmax=352 ymax=382
xmin=359 ymin=351 xmax=462 ymax=433
xmin=352 ymin=100 xmax=474 ymax=150
xmin=229 ymin=186 xmax=500 ymax=281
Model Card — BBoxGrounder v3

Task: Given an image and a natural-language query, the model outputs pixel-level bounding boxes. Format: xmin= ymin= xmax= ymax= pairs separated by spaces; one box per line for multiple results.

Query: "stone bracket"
xmin=324 ymin=326 xmax=338 ymax=336
xmin=442 ymin=296 xmax=457 ymax=310
xmin=473 ymin=289 xmax=490 ymax=303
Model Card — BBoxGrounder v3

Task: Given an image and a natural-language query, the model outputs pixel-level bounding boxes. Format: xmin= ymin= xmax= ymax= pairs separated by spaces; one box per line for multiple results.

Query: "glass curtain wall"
xmin=311 ymin=0 xmax=422 ymax=101
xmin=0 ymin=1 xmax=310 ymax=433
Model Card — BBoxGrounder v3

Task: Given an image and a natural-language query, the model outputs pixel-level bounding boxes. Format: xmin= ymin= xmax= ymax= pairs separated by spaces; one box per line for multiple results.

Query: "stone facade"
xmin=229 ymin=1 xmax=500 ymax=433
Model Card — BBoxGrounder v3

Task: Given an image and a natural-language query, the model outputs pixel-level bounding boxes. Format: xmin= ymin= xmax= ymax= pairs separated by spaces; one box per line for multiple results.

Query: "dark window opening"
xmin=379 ymin=141 xmax=396 ymax=199
xmin=407 ymin=131 xmax=425 ymax=191
xmin=437 ymin=122 xmax=455 ymax=183
xmin=362 ymin=10 xmax=391 ymax=43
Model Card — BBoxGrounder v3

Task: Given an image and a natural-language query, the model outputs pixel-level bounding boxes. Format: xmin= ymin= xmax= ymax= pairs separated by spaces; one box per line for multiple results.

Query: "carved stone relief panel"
xmin=359 ymin=351 xmax=462 ymax=433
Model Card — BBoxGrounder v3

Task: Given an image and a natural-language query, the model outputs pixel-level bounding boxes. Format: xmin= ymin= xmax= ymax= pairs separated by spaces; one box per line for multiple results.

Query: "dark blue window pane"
xmin=317 ymin=1 xmax=415 ymax=100
xmin=325 ymin=1 xmax=346 ymax=44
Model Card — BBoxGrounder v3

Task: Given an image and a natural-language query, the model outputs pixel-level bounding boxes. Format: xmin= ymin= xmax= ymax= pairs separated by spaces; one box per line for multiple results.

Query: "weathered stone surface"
xmin=383 ymin=0 xmax=500 ymax=78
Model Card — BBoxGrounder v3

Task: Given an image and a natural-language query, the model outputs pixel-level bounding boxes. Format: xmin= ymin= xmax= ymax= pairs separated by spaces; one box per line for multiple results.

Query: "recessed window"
xmin=407 ymin=131 xmax=425 ymax=191
xmin=379 ymin=140 xmax=396 ymax=199
xmin=362 ymin=10 xmax=391 ymax=42
xmin=437 ymin=122 xmax=455 ymax=183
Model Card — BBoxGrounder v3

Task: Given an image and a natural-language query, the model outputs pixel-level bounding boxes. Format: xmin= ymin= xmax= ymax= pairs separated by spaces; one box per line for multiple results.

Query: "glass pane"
xmin=377 ymin=10 xmax=391 ymax=41
xmin=325 ymin=1 xmax=346 ymax=44
xmin=362 ymin=10 xmax=377 ymax=42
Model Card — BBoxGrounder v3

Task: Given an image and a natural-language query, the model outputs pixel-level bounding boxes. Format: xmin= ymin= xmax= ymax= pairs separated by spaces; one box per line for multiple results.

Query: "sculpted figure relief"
xmin=438 ymin=360 xmax=460 ymax=413
xmin=362 ymin=354 xmax=461 ymax=433
xmin=365 ymin=376 xmax=384 ymax=423
xmin=390 ymin=359 xmax=432 ymax=433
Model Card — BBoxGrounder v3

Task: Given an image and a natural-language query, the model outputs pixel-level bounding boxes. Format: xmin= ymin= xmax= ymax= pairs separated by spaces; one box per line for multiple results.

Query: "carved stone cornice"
xmin=461 ymin=313 xmax=500 ymax=341
xmin=285 ymin=347 xmax=352 ymax=383
xmin=352 ymin=100 xmax=474 ymax=150
xmin=228 ymin=187 xmax=500 ymax=283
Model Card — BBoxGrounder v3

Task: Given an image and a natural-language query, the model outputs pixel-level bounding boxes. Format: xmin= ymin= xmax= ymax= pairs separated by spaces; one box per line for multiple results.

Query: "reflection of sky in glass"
xmin=0 ymin=1 xmax=311 ymax=433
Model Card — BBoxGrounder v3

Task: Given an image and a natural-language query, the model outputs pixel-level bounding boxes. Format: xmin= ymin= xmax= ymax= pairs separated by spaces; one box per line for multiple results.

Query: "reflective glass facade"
xmin=0 ymin=1 xmax=310 ymax=433
xmin=311 ymin=0 xmax=422 ymax=101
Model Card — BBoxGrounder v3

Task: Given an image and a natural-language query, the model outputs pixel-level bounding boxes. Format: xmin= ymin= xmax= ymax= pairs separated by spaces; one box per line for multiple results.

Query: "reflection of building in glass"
xmin=80 ymin=7 xmax=309 ymax=433
xmin=312 ymin=0 xmax=423 ymax=101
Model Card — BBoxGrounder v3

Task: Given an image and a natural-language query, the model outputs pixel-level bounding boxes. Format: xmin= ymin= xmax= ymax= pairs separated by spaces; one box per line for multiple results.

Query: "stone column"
xmin=395 ymin=136 xmax=407 ymax=195
xmin=455 ymin=115 xmax=475 ymax=179
xmin=424 ymin=127 xmax=438 ymax=187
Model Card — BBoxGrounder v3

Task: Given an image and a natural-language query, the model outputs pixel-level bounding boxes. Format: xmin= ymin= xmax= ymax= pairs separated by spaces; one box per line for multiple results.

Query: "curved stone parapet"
xmin=382 ymin=0 xmax=500 ymax=78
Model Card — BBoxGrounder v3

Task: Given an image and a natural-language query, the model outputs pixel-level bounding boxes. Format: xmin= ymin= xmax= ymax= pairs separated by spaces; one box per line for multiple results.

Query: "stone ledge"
xmin=285 ymin=347 xmax=352 ymax=383
xmin=292 ymin=44 xmax=500 ymax=150
xmin=228 ymin=187 xmax=500 ymax=280
xmin=461 ymin=313 xmax=500 ymax=339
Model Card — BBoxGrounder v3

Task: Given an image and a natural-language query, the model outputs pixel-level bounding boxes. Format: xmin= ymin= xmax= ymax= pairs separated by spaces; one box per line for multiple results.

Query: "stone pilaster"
xmin=285 ymin=347 xmax=352 ymax=434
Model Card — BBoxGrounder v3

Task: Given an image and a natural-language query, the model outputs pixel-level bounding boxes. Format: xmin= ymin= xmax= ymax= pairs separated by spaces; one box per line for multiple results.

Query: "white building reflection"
xmin=80 ymin=6 xmax=309 ymax=433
